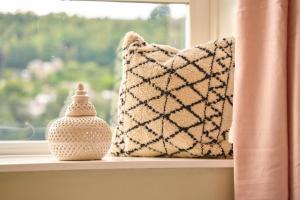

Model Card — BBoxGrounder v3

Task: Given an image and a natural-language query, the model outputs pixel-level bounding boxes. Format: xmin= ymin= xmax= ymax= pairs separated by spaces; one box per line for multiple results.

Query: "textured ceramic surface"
xmin=47 ymin=83 xmax=112 ymax=161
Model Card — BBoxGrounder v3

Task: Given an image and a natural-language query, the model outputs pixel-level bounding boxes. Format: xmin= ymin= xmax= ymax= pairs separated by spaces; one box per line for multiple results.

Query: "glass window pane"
xmin=0 ymin=0 xmax=187 ymax=140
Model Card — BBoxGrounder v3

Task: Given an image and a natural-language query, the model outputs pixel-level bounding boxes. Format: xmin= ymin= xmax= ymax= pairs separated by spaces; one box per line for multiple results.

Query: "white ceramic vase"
xmin=47 ymin=83 xmax=112 ymax=161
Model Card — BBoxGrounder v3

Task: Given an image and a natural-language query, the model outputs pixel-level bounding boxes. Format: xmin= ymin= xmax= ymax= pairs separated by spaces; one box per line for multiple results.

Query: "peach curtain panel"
xmin=231 ymin=0 xmax=300 ymax=199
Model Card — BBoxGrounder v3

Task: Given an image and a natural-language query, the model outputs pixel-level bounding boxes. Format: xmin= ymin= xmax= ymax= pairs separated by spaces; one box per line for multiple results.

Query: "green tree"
xmin=0 ymin=6 xmax=185 ymax=140
xmin=149 ymin=5 xmax=171 ymax=20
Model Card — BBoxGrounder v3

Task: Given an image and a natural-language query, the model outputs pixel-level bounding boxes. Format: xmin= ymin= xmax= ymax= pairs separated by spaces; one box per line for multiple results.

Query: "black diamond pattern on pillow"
xmin=110 ymin=32 xmax=234 ymax=158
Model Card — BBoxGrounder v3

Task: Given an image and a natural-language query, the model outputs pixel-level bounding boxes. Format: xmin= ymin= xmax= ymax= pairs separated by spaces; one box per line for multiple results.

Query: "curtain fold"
xmin=287 ymin=0 xmax=300 ymax=199
xmin=232 ymin=0 xmax=300 ymax=199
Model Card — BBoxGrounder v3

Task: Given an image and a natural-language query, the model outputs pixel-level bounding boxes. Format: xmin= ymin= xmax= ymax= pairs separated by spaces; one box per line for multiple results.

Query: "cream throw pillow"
xmin=110 ymin=32 xmax=234 ymax=158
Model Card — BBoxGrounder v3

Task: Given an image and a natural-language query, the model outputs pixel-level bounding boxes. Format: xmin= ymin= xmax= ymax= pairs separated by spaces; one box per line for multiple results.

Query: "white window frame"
xmin=0 ymin=0 xmax=235 ymax=155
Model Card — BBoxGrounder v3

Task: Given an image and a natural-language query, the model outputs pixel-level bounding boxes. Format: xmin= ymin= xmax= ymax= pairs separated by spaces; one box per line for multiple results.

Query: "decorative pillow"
xmin=110 ymin=32 xmax=234 ymax=158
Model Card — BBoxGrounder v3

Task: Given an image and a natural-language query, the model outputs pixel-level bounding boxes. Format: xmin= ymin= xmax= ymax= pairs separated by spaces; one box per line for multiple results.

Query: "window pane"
xmin=0 ymin=0 xmax=187 ymax=140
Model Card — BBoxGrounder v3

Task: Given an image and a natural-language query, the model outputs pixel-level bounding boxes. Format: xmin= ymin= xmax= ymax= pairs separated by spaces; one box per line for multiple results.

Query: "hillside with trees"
xmin=0 ymin=5 xmax=185 ymax=140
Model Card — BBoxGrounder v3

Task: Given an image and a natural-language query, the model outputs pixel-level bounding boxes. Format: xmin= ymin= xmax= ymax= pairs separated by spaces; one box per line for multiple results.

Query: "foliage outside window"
xmin=0 ymin=1 xmax=186 ymax=140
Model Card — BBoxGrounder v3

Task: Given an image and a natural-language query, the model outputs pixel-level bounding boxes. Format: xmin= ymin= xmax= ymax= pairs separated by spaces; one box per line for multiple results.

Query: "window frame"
xmin=0 ymin=0 xmax=232 ymax=155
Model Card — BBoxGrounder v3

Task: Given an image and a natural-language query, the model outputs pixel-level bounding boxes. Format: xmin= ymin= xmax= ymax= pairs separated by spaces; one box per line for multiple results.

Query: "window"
xmin=0 ymin=0 xmax=186 ymax=140
xmin=0 ymin=0 xmax=236 ymax=155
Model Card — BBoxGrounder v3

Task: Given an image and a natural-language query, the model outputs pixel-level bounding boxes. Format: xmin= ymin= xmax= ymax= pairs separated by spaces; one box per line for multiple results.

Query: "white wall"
xmin=0 ymin=168 xmax=234 ymax=200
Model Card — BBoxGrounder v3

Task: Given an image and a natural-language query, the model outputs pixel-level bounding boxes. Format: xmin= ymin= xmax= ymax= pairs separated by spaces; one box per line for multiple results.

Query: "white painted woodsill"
xmin=0 ymin=155 xmax=233 ymax=172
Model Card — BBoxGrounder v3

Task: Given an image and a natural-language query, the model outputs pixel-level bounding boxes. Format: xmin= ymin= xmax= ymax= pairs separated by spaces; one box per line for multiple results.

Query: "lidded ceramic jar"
xmin=47 ymin=83 xmax=112 ymax=161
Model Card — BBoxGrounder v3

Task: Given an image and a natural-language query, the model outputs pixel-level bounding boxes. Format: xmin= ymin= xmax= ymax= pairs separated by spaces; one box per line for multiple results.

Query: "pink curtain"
xmin=231 ymin=0 xmax=300 ymax=199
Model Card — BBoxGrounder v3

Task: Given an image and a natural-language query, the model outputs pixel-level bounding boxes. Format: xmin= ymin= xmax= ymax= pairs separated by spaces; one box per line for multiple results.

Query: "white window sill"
xmin=0 ymin=155 xmax=233 ymax=172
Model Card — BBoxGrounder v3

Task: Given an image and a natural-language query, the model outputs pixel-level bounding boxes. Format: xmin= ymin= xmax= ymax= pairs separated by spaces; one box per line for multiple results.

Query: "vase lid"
xmin=65 ymin=83 xmax=97 ymax=117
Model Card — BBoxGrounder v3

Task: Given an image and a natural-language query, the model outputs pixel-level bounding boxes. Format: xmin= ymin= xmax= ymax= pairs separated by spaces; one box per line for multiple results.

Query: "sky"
xmin=0 ymin=0 xmax=187 ymax=19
